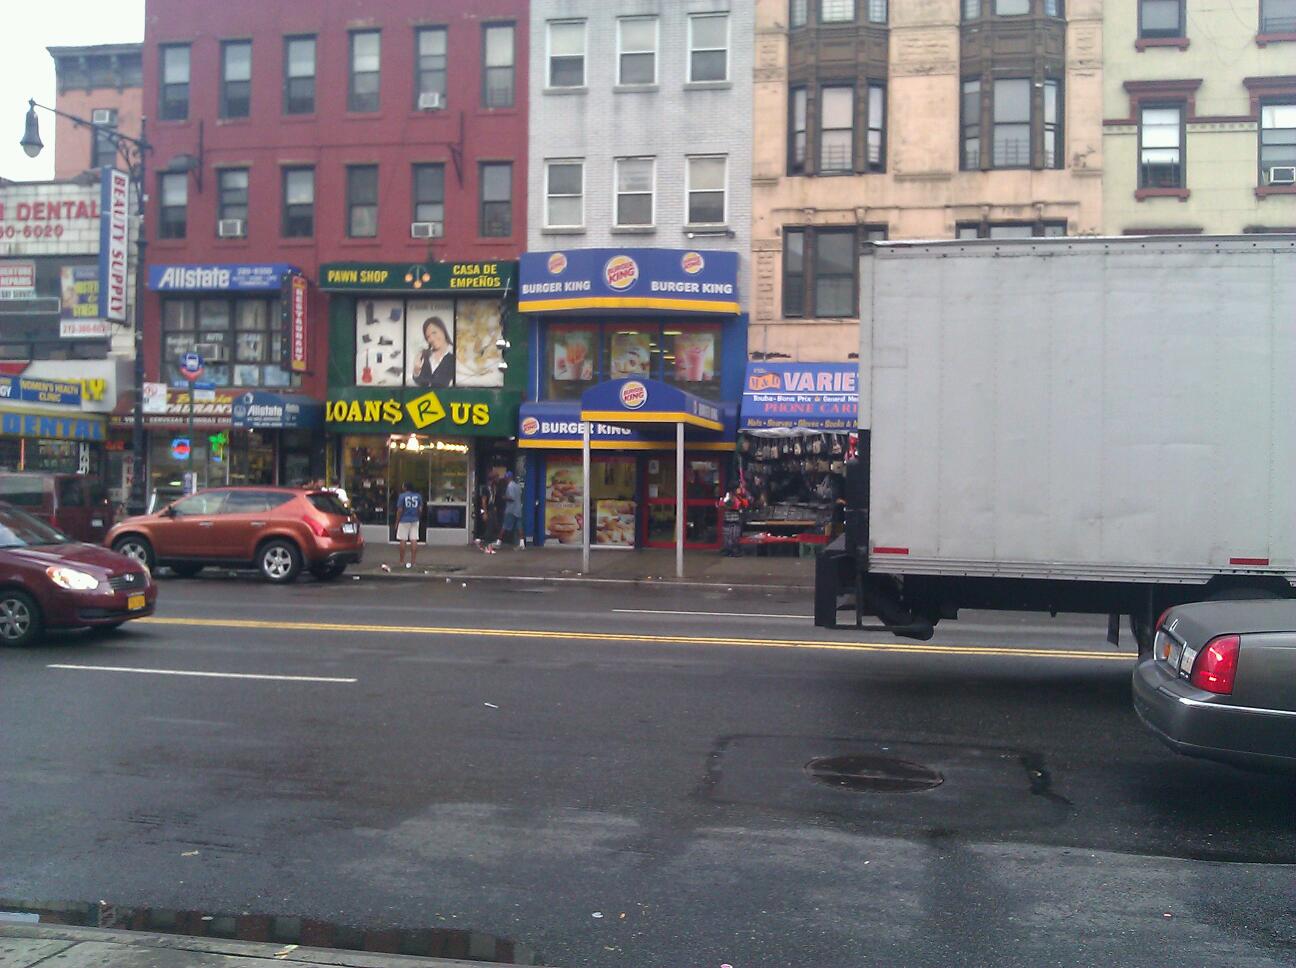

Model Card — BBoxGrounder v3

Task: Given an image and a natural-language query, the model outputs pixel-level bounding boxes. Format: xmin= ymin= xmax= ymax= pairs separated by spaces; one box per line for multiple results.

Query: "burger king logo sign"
xmin=681 ymin=251 xmax=705 ymax=274
xmin=520 ymin=416 xmax=540 ymax=437
xmin=604 ymin=254 xmax=639 ymax=291
xmin=547 ymin=252 xmax=567 ymax=275
xmin=620 ymin=380 xmax=648 ymax=410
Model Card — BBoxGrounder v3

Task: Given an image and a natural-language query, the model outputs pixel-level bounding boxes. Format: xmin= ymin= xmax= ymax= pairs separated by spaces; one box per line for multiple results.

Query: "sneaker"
xmin=405 ymin=562 xmax=412 ymax=569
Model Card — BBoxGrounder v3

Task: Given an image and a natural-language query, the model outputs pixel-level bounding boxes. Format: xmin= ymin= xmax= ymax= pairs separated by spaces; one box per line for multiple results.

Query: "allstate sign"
xmin=149 ymin=263 xmax=296 ymax=292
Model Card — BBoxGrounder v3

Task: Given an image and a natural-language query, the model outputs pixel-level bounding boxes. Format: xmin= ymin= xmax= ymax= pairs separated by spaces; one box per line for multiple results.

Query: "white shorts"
xmin=396 ymin=521 xmax=420 ymax=541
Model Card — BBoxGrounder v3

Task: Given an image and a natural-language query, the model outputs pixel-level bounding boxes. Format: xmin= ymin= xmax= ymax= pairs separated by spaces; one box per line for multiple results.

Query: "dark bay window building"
xmin=782 ymin=225 xmax=885 ymax=318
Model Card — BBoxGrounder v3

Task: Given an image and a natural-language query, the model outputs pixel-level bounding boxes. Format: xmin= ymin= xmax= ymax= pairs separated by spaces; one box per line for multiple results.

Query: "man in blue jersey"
xmin=396 ymin=481 xmax=424 ymax=569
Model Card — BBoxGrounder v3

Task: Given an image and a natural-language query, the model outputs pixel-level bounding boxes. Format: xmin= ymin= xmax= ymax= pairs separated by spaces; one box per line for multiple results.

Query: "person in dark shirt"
xmin=412 ymin=316 xmax=455 ymax=388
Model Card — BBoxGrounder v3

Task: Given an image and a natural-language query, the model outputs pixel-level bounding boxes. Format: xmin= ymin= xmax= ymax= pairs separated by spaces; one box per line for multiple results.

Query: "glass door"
xmin=642 ymin=453 xmax=723 ymax=550
xmin=387 ymin=447 xmax=431 ymax=542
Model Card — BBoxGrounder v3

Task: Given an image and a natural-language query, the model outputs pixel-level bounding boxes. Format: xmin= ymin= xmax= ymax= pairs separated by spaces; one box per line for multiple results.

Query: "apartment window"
xmin=349 ymin=31 xmax=381 ymax=112
xmin=618 ymin=17 xmax=657 ymax=86
xmin=963 ymin=0 xmax=981 ymax=16
xmin=789 ymin=87 xmax=808 ymax=174
xmin=688 ymin=13 xmax=728 ymax=83
xmin=545 ymin=159 xmax=584 ymax=228
xmin=820 ymin=87 xmax=854 ymax=173
xmin=218 ymin=168 xmax=249 ymax=223
xmin=820 ymin=0 xmax=854 ymax=21
xmin=791 ymin=0 xmax=808 ymax=28
xmin=221 ymin=41 xmax=251 ymax=118
xmin=957 ymin=220 xmax=1066 ymax=238
xmin=1043 ymin=80 xmax=1061 ymax=168
xmin=782 ymin=226 xmax=886 ymax=318
xmin=615 ymin=157 xmax=654 ymax=227
xmin=158 ymin=173 xmax=187 ymax=239
xmin=480 ymin=162 xmax=512 ymax=237
xmin=282 ymin=167 xmax=314 ymax=237
xmin=415 ymin=28 xmax=447 ymax=107
xmin=159 ymin=44 xmax=190 ymax=121
xmin=412 ymin=164 xmax=445 ymax=225
xmin=867 ymin=83 xmax=886 ymax=170
xmin=993 ymin=79 xmax=1031 ymax=168
xmin=868 ymin=0 xmax=888 ymax=22
xmin=91 ymin=110 xmax=118 ymax=168
xmin=686 ymin=155 xmax=727 ymax=226
xmin=995 ymin=0 xmax=1030 ymax=13
xmin=1139 ymin=105 xmax=1184 ymax=188
xmin=783 ymin=230 xmax=806 ymax=316
xmin=548 ymin=20 xmax=586 ymax=88
xmin=1045 ymin=0 xmax=1064 ymax=14
xmin=284 ymin=36 xmax=316 ymax=114
xmin=483 ymin=24 xmax=515 ymax=108
xmin=961 ymin=80 xmax=981 ymax=168
xmin=1260 ymin=102 xmax=1296 ymax=186
xmin=163 ymin=298 xmax=291 ymax=389
xmin=347 ymin=165 xmax=378 ymax=238
xmin=1139 ymin=0 xmax=1184 ymax=38
xmin=1262 ymin=0 xmax=1296 ymax=32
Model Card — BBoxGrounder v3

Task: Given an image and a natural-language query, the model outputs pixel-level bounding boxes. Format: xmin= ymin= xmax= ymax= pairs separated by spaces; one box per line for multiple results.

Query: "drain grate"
xmin=806 ymin=754 xmax=944 ymax=793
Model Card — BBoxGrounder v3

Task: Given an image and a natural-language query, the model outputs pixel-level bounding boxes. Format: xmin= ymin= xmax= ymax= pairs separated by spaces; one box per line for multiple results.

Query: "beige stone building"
xmin=751 ymin=0 xmax=1103 ymax=362
xmin=1102 ymin=0 xmax=1296 ymax=235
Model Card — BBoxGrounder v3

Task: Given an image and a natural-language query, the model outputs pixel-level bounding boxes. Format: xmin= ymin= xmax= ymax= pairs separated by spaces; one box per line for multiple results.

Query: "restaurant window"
xmin=956 ymin=220 xmax=1067 ymax=238
xmin=415 ymin=27 xmax=447 ymax=108
xmin=820 ymin=0 xmax=854 ymax=22
xmin=161 ymin=297 xmax=293 ymax=389
xmin=782 ymin=225 xmax=885 ymax=318
xmin=688 ymin=13 xmax=728 ymax=83
xmin=790 ymin=0 xmax=808 ymax=27
xmin=820 ymin=86 xmax=854 ymax=173
xmin=159 ymin=172 xmax=187 ymax=239
xmin=1139 ymin=104 xmax=1184 ymax=188
xmin=1262 ymin=0 xmax=1296 ymax=32
xmin=159 ymin=44 xmax=190 ymax=121
xmin=91 ymin=109 xmax=118 ymax=168
xmin=789 ymin=87 xmax=808 ymax=174
xmin=349 ymin=30 xmax=381 ymax=112
xmin=284 ymin=36 xmax=315 ymax=114
xmin=545 ymin=159 xmax=584 ymax=229
xmin=618 ymin=16 xmax=657 ymax=86
xmin=664 ymin=325 xmax=721 ymax=399
xmin=545 ymin=324 xmax=723 ymax=401
xmin=547 ymin=325 xmax=598 ymax=400
xmin=221 ymin=40 xmax=251 ymax=119
xmin=479 ymin=162 xmax=512 ymax=238
xmin=347 ymin=165 xmax=378 ymax=238
xmin=282 ymin=166 xmax=314 ymax=237
xmin=218 ymin=168 xmax=249 ymax=223
xmin=412 ymin=163 xmax=445 ymax=226
xmin=686 ymin=155 xmax=727 ymax=226
xmin=483 ymin=24 xmax=515 ymax=107
xmin=1139 ymin=0 xmax=1184 ymax=38
xmin=1260 ymin=101 xmax=1296 ymax=187
xmin=615 ymin=156 xmax=654 ymax=227
xmin=548 ymin=20 xmax=586 ymax=88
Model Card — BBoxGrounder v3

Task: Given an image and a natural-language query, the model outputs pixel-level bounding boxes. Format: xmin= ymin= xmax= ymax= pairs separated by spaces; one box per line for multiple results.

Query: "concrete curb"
xmin=352 ymin=569 xmax=813 ymax=593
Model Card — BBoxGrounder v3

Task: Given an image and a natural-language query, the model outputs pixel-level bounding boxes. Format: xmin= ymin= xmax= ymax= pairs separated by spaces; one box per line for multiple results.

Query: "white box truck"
xmin=814 ymin=235 xmax=1296 ymax=653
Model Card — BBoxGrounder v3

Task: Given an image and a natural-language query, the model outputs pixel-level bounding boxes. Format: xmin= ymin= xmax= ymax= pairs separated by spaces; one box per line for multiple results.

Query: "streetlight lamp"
xmin=20 ymin=98 xmax=151 ymax=514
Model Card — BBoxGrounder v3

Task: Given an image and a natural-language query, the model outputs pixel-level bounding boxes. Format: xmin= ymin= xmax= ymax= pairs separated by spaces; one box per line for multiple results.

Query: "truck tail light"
xmin=1189 ymin=634 xmax=1240 ymax=695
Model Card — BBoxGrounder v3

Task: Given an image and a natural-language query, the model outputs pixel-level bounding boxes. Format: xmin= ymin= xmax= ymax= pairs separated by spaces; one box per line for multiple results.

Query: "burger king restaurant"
xmin=517 ymin=247 xmax=745 ymax=552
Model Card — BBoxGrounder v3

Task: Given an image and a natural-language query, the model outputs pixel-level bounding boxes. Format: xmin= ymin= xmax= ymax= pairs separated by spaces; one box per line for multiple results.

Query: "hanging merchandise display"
xmin=736 ymin=431 xmax=855 ymax=550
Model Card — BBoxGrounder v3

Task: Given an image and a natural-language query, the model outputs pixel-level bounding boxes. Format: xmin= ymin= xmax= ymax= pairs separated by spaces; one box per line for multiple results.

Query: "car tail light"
xmin=305 ymin=517 xmax=329 ymax=538
xmin=1189 ymin=634 xmax=1241 ymax=694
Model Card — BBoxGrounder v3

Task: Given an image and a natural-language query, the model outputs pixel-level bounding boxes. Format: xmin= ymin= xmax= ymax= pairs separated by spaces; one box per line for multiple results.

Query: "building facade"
xmin=142 ymin=0 xmax=529 ymax=535
xmin=48 ymin=44 xmax=144 ymax=181
xmin=751 ymin=0 xmax=1104 ymax=361
xmin=1102 ymin=0 xmax=1296 ymax=234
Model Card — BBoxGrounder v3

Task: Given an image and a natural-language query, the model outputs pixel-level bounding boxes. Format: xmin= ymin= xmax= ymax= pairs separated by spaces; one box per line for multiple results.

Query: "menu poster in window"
xmin=544 ymin=460 xmax=583 ymax=545
xmin=609 ymin=331 xmax=652 ymax=379
xmin=595 ymin=499 xmax=636 ymax=547
xmin=454 ymin=299 xmax=504 ymax=388
xmin=355 ymin=299 xmax=405 ymax=387
xmin=552 ymin=329 xmax=594 ymax=382
xmin=673 ymin=332 xmax=715 ymax=383
xmin=406 ymin=299 xmax=456 ymax=388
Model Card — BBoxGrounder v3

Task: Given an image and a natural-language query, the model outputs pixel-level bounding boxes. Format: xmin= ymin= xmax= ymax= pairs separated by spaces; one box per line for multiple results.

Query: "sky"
xmin=1 ymin=1 xmax=146 ymax=182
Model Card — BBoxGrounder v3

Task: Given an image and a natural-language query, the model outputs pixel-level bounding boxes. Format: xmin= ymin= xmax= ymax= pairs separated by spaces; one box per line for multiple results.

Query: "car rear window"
xmin=308 ymin=492 xmax=350 ymax=517
xmin=0 ymin=478 xmax=46 ymax=507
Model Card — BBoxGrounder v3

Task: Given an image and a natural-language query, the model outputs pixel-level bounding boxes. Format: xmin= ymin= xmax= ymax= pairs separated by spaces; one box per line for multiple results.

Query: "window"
xmin=545 ymin=323 xmax=723 ymax=401
xmin=867 ymin=0 xmax=888 ymax=22
xmin=415 ymin=28 xmax=447 ymax=107
xmin=961 ymin=80 xmax=981 ymax=168
xmin=171 ymin=491 xmax=227 ymax=517
xmin=686 ymin=155 xmax=727 ymax=226
xmin=349 ymin=31 xmax=381 ymax=112
xmin=412 ymin=164 xmax=445 ymax=225
xmin=782 ymin=226 xmax=886 ymax=318
xmin=821 ymin=0 xmax=855 ymax=21
xmin=615 ymin=157 xmax=654 ymax=227
xmin=221 ymin=41 xmax=251 ymax=118
xmin=545 ymin=159 xmax=584 ymax=228
xmin=159 ymin=44 xmax=190 ymax=121
xmin=162 ymin=299 xmax=292 ymax=389
xmin=1045 ymin=0 xmax=1064 ymax=14
xmin=995 ymin=0 xmax=1030 ymax=13
xmin=91 ymin=109 xmax=118 ymax=168
xmin=159 ymin=173 xmax=186 ymax=239
xmin=1262 ymin=0 xmax=1296 ymax=32
xmin=1139 ymin=0 xmax=1184 ymax=38
xmin=783 ymin=229 xmax=805 ymax=316
xmin=1043 ymin=80 xmax=1061 ymax=168
xmin=618 ymin=17 xmax=657 ymax=86
xmin=1139 ymin=105 xmax=1184 ymax=188
xmin=548 ymin=20 xmax=586 ymax=88
xmin=956 ymin=220 xmax=1066 ymax=238
xmin=789 ymin=87 xmax=808 ymax=173
xmin=483 ymin=24 xmax=515 ymax=107
xmin=218 ymin=168 xmax=249 ymax=223
xmin=480 ymin=162 xmax=512 ymax=237
xmin=282 ymin=167 xmax=314 ymax=237
xmin=791 ymin=0 xmax=808 ymax=27
xmin=993 ymin=79 xmax=1031 ymax=168
xmin=347 ymin=165 xmax=378 ymax=238
xmin=820 ymin=87 xmax=854 ymax=173
xmin=963 ymin=0 xmax=981 ymax=17
xmin=688 ymin=13 xmax=728 ymax=83
xmin=1259 ymin=102 xmax=1296 ymax=186
xmin=284 ymin=36 xmax=316 ymax=114
xmin=867 ymin=83 xmax=886 ymax=171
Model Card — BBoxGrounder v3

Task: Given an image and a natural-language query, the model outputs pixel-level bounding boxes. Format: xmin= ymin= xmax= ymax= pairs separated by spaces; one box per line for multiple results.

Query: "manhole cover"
xmin=806 ymin=755 xmax=944 ymax=793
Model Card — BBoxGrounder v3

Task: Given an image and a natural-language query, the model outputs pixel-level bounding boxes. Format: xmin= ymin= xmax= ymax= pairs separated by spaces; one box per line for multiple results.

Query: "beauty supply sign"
xmin=98 ymin=167 xmax=129 ymax=323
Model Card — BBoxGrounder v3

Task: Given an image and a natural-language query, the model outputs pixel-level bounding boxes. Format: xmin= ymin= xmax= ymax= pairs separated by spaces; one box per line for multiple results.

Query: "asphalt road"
xmin=3 ymin=576 xmax=1295 ymax=968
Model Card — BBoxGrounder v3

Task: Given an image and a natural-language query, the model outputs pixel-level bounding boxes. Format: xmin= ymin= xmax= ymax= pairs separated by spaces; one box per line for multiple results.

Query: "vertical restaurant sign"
xmin=98 ymin=167 xmax=129 ymax=324
xmin=289 ymin=274 xmax=308 ymax=372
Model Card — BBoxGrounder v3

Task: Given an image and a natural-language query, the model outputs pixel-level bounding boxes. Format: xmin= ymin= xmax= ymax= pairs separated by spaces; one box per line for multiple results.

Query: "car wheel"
xmin=0 ymin=590 xmax=43 ymax=647
xmin=171 ymin=563 xmax=203 ymax=579
xmin=112 ymin=536 xmax=155 ymax=573
xmin=259 ymin=540 xmax=302 ymax=584
xmin=309 ymin=562 xmax=346 ymax=581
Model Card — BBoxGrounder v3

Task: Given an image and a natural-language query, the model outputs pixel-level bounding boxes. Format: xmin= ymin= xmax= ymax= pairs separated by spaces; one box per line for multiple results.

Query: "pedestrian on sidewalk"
xmin=493 ymin=471 xmax=525 ymax=550
xmin=395 ymin=481 xmax=424 ymax=569
xmin=472 ymin=477 xmax=495 ymax=550
xmin=719 ymin=482 xmax=750 ymax=557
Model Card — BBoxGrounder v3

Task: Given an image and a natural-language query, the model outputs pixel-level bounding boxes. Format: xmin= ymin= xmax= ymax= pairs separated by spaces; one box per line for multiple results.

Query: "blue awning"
xmin=518 ymin=392 xmax=736 ymax=451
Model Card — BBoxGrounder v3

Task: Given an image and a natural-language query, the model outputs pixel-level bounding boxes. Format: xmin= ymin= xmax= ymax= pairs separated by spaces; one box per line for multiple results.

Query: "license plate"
xmin=91 ymin=518 xmax=104 ymax=528
xmin=127 ymin=594 xmax=146 ymax=611
xmin=341 ymin=522 xmax=357 ymax=534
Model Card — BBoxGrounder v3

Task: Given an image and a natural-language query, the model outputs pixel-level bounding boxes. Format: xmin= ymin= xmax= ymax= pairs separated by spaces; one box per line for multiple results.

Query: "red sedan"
xmin=0 ymin=502 xmax=156 ymax=646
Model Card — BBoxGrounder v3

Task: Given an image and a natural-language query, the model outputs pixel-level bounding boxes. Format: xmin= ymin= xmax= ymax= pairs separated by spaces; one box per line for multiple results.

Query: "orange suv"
xmin=105 ymin=487 xmax=363 ymax=583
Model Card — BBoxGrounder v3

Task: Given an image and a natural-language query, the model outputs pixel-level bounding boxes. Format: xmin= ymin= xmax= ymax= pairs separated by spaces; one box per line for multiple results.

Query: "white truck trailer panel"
xmin=863 ymin=237 xmax=1296 ymax=584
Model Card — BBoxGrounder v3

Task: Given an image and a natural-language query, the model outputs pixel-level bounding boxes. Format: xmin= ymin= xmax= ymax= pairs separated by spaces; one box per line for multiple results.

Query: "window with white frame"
xmin=688 ymin=13 xmax=728 ymax=83
xmin=1139 ymin=104 xmax=1184 ymax=189
xmin=548 ymin=20 xmax=586 ymax=88
xmin=545 ymin=159 xmax=584 ymax=228
xmin=615 ymin=157 xmax=654 ymax=227
xmin=617 ymin=17 xmax=657 ymax=85
xmin=482 ymin=24 xmax=515 ymax=107
xmin=686 ymin=155 xmax=727 ymax=226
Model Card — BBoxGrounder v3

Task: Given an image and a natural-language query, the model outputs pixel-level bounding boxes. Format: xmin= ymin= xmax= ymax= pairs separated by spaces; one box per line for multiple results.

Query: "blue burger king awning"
xmin=580 ymin=378 xmax=723 ymax=431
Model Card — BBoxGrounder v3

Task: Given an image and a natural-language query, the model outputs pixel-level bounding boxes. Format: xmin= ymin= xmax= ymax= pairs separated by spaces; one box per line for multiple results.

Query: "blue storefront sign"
xmin=148 ymin=263 xmax=297 ymax=292
xmin=740 ymin=363 xmax=858 ymax=432
xmin=519 ymin=248 xmax=739 ymax=315
xmin=0 ymin=376 xmax=82 ymax=407
xmin=0 ymin=410 xmax=104 ymax=442
xmin=231 ymin=391 xmax=323 ymax=430
xmin=518 ymin=395 xmax=737 ymax=450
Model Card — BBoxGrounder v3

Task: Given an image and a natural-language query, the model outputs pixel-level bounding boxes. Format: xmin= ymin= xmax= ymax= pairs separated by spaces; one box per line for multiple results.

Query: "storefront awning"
xmin=580 ymin=378 xmax=724 ymax=431
xmin=231 ymin=392 xmax=323 ymax=430
xmin=740 ymin=363 xmax=858 ymax=433
xmin=518 ymin=398 xmax=736 ymax=451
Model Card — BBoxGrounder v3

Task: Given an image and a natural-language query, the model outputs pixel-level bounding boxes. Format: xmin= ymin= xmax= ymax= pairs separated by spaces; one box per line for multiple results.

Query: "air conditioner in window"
xmin=1268 ymin=166 xmax=1296 ymax=186
xmin=411 ymin=221 xmax=443 ymax=239
xmin=91 ymin=109 xmax=115 ymax=125
xmin=195 ymin=341 xmax=229 ymax=363
xmin=417 ymin=91 xmax=444 ymax=111
xmin=217 ymin=218 xmax=246 ymax=238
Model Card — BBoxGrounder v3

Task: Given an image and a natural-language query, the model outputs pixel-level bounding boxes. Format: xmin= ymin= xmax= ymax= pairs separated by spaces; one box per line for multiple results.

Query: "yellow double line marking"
xmin=142 ymin=616 xmax=1135 ymax=662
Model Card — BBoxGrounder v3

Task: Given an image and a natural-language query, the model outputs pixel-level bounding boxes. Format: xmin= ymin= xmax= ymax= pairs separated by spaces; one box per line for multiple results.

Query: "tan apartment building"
xmin=751 ymin=0 xmax=1103 ymax=362
xmin=1102 ymin=0 xmax=1296 ymax=235
xmin=47 ymin=44 xmax=143 ymax=180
